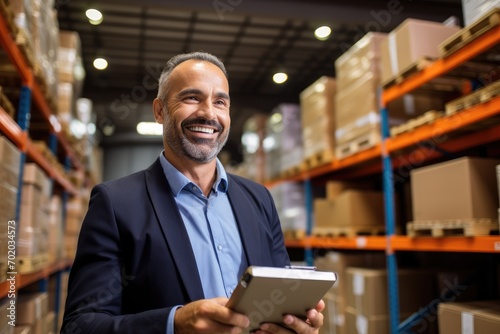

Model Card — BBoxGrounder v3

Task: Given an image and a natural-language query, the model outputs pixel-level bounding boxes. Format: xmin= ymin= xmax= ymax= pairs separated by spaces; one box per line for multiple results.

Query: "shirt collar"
xmin=159 ymin=152 xmax=228 ymax=197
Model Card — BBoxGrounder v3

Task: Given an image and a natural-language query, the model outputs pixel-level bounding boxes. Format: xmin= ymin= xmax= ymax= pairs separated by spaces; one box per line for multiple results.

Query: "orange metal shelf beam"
xmin=0 ymin=107 xmax=26 ymax=150
xmin=0 ymin=15 xmax=32 ymax=86
xmin=285 ymin=236 xmax=387 ymax=250
xmin=0 ymin=259 xmax=73 ymax=299
xmin=265 ymin=145 xmax=381 ymax=188
xmin=382 ymin=25 xmax=500 ymax=105
xmin=392 ymin=236 xmax=500 ymax=253
xmin=386 ymin=96 xmax=500 ymax=153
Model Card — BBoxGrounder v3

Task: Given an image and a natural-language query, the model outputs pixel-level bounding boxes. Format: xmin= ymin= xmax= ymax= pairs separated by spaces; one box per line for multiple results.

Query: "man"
xmin=62 ymin=52 xmax=325 ymax=334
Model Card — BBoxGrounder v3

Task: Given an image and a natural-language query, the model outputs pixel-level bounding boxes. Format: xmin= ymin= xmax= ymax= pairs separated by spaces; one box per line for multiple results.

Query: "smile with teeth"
xmin=188 ymin=126 xmax=215 ymax=134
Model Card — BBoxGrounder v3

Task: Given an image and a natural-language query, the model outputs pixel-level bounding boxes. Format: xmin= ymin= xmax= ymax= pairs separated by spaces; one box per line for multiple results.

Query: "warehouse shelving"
xmin=0 ymin=12 xmax=79 ymax=327
xmin=268 ymin=16 xmax=500 ymax=334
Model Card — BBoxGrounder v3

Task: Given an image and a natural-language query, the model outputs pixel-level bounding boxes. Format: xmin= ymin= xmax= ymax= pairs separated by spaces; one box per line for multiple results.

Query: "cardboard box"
xmin=315 ymin=252 xmax=385 ymax=301
xmin=14 ymin=326 xmax=32 ymax=334
xmin=345 ymin=307 xmax=391 ymax=334
xmin=322 ymin=292 xmax=347 ymax=334
xmin=300 ymin=77 xmax=336 ymax=160
xmin=462 ymin=0 xmax=500 ymax=25
xmin=346 ymin=267 xmax=434 ymax=317
xmin=0 ymin=136 xmax=21 ymax=174
xmin=335 ymin=32 xmax=386 ymax=90
xmin=438 ymin=301 xmax=500 ymax=333
xmin=16 ymin=293 xmax=49 ymax=325
xmin=381 ymin=19 xmax=459 ymax=83
xmin=411 ymin=157 xmax=500 ymax=221
xmin=314 ymin=190 xmax=385 ymax=228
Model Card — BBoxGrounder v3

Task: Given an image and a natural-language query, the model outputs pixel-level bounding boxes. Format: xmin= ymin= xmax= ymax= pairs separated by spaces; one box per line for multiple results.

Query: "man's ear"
xmin=153 ymin=98 xmax=164 ymax=123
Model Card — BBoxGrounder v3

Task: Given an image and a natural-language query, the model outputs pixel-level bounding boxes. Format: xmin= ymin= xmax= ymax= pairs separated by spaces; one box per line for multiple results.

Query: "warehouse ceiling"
xmin=56 ymin=0 xmax=463 ymax=163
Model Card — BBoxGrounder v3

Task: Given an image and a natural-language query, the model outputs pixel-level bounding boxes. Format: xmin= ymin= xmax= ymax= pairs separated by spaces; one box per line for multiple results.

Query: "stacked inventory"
xmin=345 ymin=268 xmax=435 ymax=334
xmin=312 ymin=181 xmax=386 ymax=237
xmin=16 ymin=292 xmax=56 ymax=334
xmin=64 ymin=193 xmax=88 ymax=260
xmin=269 ymin=182 xmax=306 ymax=238
xmin=238 ymin=114 xmax=268 ymax=183
xmin=18 ymin=163 xmax=51 ymax=274
xmin=47 ymin=195 xmax=63 ymax=265
xmin=0 ymin=137 xmax=21 ymax=284
xmin=263 ymin=104 xmax=302 ymax=181
xmin=334 ymin=32 xmax=386 ymax=159
xmin=0 ymin=298 xmax=13 ymax=334
xmin=315 ymin=252 xmax=386 ymax=334
xmin=300 ymin=77 xmax=336 ymax=168
xmin=438 ymin=301 xmax=500 ymax=333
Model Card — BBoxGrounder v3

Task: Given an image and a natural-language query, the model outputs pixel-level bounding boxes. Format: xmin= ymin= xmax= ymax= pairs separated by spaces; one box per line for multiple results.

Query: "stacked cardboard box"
xmin=380 ymin=19 xmax=459 ymax=84
xmin=263 ymin=104 xmax=302 ymax=180
xmin=240 ymin=114 xmax=268 ymax=183
xmin=64 ymin=194 xmax=88 ymax=260
xmin=411 ymin=157 xmax=500 ymax=222
xmin=438 ymin=301 xmax=500 ymax=333
xmin=313 ymin=181 xmax=385 ymax=236
xmin=16 ymin=293 xmax=51 ymax=334
xmin=315 ymin=252 xmax=386 ymax=334
xmin=299 ymin=77 xmax=336 ymax=162
xmin=18 ymin=164 xmax=51 ymax=273
xmin=0 ymin=298 xmax=14 ymax=334
xmin=346 ymin=267 xmax=435 ymax=334
xmin=462 ymin=0 xmax=500 ymax=25
xmin=47 ymin=195 xmax=63 ymax=265
xmin=334 ymin=33 xmax=386 ymax=157
xmin=269 ymin=182 xmax=306 ymax=237
xmin=0 ymin=136 xmax=20 ymax=283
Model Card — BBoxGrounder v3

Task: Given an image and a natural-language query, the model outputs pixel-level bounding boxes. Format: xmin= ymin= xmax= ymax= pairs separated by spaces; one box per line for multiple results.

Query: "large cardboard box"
xmin=314 ymin=190 xmax=385 ymax=228
xmin=381 ymin=19 xmax=459 ymax=83
xmin=322 ymin=292 xmax=347 ymax=334
xmin=315 ymin=252 xmax=386 ymax=301
xmin=335 ymin=32 xmax=386 ymax=91
xmin=411 ymin=157 xmax=500 ymax=221
xmin=16 ymin=293 xmax=49 ymax=326
xmin=346 ymin=267 xmax=434 ymax=317
xmin=438 ymin=301 xmax=500 ymax=333
xmin=462 ymin=0 xmax=500 ymax=25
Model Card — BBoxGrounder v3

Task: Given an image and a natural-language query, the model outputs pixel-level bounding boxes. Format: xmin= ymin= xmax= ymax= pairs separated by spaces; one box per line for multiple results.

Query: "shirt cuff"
xmin=166 ymin=305 xmax=183 ymax=334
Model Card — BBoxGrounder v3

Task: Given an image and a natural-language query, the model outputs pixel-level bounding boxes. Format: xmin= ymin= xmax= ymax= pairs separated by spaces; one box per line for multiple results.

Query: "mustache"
xmin=182 ymin=118 xmax=223 ymax=132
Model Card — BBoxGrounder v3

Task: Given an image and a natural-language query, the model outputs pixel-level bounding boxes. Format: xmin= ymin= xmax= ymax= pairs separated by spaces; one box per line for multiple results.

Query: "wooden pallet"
xmin=439 ymin=7 xmax=500 ymax=58
xmin=407 ymin=218 xmax=499 ymax=238
xmin=312 ymin=225 xmax=386 ymax=238
xmin=17 ymin=253 xmax=48 ymax=274
xmin=445 ymin=79 xmax=500 ymax=116
xmin=302 ymin=149 xmax=334 ymax=170
xmin=279 ymin=164 xmax=304 ymax=179
xmin=283 ymin=229 xmax=306 ymax=240
xmin=335 ymin=131 xmax=380 ymax=160
xmin=382 ymin=57 xmax=435 ymax=88
xmin=390 ymin=110 xmax=445 ymax=137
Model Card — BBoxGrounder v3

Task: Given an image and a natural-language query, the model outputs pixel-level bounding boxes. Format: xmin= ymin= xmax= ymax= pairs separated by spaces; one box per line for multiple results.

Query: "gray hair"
xmin=157 ymin=51 xmax=228 ymax=103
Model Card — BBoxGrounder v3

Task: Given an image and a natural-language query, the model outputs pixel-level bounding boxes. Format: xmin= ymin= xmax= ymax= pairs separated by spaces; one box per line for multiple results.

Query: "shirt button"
xmin=192 ymin=186 xmax=197 ymax=191
xmin=229 ymin=289 xmax=234 ymax=294
xmin=217 ymin=245 xmax=223 ymax=251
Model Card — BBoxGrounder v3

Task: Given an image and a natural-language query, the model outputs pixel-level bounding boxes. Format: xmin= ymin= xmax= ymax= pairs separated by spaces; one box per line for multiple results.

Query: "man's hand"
xmin=174 ymin=297 xmax=250 ymax=334
xmin=254 ymin=299 xmax=325 ymax=334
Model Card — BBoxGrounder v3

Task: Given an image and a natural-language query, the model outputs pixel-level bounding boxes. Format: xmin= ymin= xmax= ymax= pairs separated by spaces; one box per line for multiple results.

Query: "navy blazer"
xmin=61 ymin=158 xmax=290 ymax=334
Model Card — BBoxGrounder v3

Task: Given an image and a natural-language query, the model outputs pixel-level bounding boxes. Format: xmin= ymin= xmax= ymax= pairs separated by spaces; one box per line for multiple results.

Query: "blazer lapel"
xmin=145 ymin=159 xmax=204 ymax=301
xmin=227 ymin=175 xmax=265 ymax=266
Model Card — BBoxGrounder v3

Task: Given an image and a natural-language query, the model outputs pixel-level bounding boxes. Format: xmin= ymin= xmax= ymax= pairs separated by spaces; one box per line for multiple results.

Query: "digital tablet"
xmin=226 ymin=266 xmax=337 ymax=333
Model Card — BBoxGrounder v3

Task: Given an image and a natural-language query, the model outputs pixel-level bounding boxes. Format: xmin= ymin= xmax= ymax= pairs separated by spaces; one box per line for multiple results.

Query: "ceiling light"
xmin=273 ymin=72 xmax=288 ymax=84
xmin=93 ymin=57 xmax=108 ymax=70
xmin=137 ymin=122 xmax=163 ymax=136
xmin=314 ymin=26 xmax=331 ymax=40
xmin=89 ymin=17 xmax=103 ymax=25
xmin=86 ymin=9 xmax=103 ymax=21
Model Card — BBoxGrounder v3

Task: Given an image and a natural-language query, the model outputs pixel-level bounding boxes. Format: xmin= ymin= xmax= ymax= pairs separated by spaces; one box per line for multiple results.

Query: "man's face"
xmin=160 ymin=60 xmax=230 ymax=163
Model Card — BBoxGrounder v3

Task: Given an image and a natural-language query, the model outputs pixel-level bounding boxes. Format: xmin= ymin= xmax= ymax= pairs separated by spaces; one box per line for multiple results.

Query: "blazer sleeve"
xmin=61 ymin=184 xmax=169 ymax=334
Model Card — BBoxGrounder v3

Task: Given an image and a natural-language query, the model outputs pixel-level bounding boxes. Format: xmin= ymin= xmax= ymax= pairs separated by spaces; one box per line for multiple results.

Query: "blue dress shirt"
xmin=159 ymin=153 xmax=248 ymax=334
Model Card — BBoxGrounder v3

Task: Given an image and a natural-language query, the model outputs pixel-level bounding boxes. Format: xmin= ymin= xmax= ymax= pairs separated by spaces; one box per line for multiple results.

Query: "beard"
xmin=163 ymin=113 xmax=229 ymax=163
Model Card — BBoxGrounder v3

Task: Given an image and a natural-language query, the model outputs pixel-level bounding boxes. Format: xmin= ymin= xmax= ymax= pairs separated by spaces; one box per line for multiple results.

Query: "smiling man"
xmin=61 ymin=52 xmax=325 ymax=334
